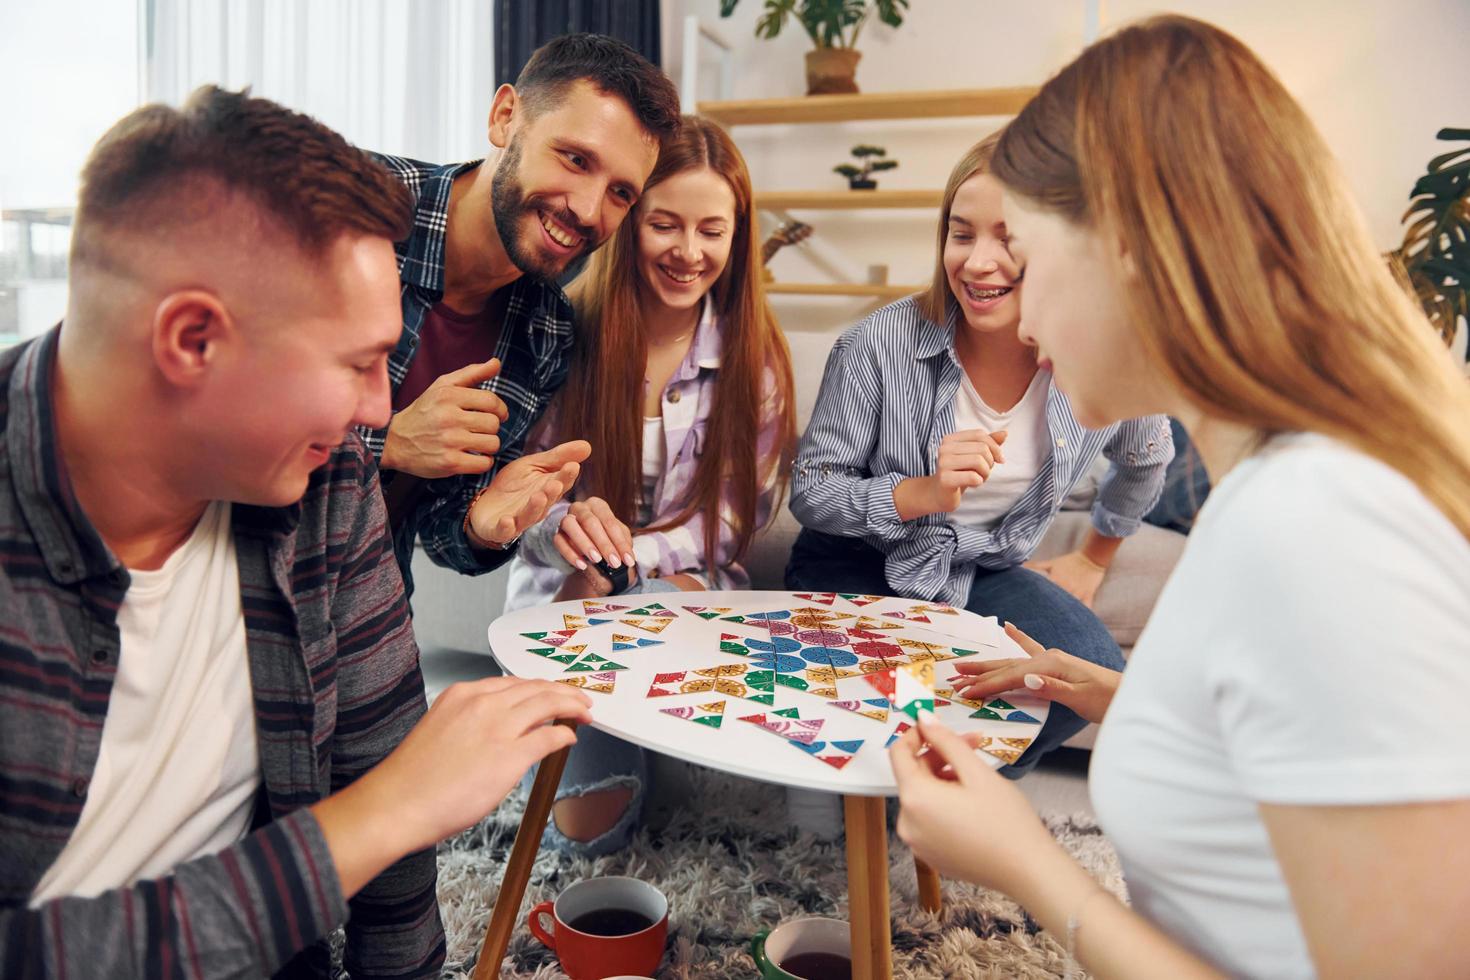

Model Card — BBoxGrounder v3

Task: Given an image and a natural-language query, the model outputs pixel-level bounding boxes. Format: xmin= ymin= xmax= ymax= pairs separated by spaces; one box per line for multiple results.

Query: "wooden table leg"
xmin=471 ymin=724 xmax=576 ymax=980
xmin=844 ymin=795 xmax=893 ymax=980
xmin=914 ymin=856 xmax=943 ymax=914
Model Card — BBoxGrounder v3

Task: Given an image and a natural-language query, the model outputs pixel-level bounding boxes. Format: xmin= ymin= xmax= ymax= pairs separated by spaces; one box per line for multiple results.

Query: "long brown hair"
xmin=916 ymin=131 xmax=1001 ymax=324
xmin=994 ymin=15 xmax=1470 ymax=539
xmin=560 ymin=115 xmax=797 ymax=568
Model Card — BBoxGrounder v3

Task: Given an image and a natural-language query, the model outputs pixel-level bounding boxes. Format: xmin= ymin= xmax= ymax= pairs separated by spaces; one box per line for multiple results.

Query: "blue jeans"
xmin=785 ymin=527 xmax=1124 ymax=777
xmin=527 ymin=575 xmax=681 ymax=856
xmin=1144 ymin=418 xmax=1210 ymax=533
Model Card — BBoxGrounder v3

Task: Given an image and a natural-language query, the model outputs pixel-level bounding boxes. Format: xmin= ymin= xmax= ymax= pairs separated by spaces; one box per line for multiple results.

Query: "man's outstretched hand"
xmin=465 ymin=440 xmax=591 ymax=549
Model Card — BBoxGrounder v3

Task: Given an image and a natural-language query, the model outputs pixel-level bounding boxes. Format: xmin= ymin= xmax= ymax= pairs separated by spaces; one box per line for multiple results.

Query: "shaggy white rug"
xmin=436 ymin=762 xmax=1124 ymax=979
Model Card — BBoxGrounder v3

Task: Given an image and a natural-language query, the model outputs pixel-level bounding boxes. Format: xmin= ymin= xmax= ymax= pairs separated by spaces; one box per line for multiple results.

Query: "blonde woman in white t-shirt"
xmin=890 ymin=15 xmax=1470 ymax=980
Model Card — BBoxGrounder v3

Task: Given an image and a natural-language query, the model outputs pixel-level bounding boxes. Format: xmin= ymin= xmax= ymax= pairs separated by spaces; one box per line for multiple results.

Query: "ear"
xmin=488 ymin=83 xmax=519 ymax=150
xmin=151 ymin=290 xmax=235 ymax=388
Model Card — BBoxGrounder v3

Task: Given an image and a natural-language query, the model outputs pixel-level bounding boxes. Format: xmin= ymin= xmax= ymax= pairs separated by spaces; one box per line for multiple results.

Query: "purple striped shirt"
xmin=507 ymin=303 xmax=783 ymax=609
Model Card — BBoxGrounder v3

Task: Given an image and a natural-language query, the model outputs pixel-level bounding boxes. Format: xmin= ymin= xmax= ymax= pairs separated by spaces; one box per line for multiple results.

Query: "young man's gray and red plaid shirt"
xmin=0 ymin=329 xmax=443 ymax=978
xmin=362 ymin=155 xmax=576 ymax=595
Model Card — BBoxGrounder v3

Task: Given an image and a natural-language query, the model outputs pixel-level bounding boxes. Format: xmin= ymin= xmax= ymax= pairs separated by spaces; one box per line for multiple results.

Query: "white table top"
xmin=487 ymin=590 xmax=1049 ymax=796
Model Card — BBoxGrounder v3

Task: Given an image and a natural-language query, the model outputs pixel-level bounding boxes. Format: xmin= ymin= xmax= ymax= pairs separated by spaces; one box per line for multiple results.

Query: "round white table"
xmin=473 ymin=591 xmax=1048 ymax=980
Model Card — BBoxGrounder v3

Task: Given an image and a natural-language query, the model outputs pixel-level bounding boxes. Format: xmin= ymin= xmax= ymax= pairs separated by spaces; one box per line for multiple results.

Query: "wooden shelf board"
xmin=756 ymin=189 xmax=941 ymax=210
xmin=699 ymin=87 xmax=1037 ymax=126
xmin=765 ymin=283 xmax=920 ymax=299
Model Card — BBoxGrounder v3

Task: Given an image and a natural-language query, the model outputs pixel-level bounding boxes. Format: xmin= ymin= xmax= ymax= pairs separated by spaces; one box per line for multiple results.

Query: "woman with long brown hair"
xmin=504 ymin=115 xmax=796 ymax=852
xmin=892 ymin=15 xmax=1470 ymax=978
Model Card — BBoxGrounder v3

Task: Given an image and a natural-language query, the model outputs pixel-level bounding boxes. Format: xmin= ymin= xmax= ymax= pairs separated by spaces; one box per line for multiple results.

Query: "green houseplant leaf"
xmin=722 ymin=0 xmax=906 ymax=50
xmin=1391 ymin=127 xmax=1470 ymax=357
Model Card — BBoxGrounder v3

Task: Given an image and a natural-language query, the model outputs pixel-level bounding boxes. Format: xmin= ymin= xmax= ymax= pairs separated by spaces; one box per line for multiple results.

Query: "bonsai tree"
xmin=1390 ymin=127 xmax=1469 ymax=360
xmin=720 ymin=0 xmax=909 ymax=50
xmin=835 ymin=144 xmax=898 ymax=190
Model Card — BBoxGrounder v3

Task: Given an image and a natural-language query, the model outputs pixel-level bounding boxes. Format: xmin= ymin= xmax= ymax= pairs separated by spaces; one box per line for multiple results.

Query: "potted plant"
xmin=719 ymin=0 xmax=910 ymax=95
xmin=834 ymin=144 xmax=898 ymax=190
xmin=1390 ymin=127 xmax=1469 ymax=362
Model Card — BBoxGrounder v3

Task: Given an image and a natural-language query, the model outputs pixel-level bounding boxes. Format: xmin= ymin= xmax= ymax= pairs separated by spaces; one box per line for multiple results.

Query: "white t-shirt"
xmin=637 ymin=414 xmax=667 ymax=527
xmin=31 ymin=501 xmax=260 ymax=903
xmin=1090 ymin=433 xmax=1470 ymax=978
xmin=949 ymin=369 xmax=1049 ymax=530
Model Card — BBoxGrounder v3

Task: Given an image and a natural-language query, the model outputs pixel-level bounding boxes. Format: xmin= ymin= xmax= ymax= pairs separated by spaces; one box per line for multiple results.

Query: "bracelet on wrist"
xmin=462 ymin=485 xmax=507 ymax=551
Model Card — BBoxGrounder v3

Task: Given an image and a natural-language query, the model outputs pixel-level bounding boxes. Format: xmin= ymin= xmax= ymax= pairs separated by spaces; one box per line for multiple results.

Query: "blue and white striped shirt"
xmin=789 ymin=297 xmax=1173 ymax=605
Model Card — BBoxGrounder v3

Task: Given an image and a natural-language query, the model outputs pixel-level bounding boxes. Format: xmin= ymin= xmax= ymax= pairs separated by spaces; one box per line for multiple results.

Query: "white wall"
xmin=669 ymin=0 xmax=1470 ymax=337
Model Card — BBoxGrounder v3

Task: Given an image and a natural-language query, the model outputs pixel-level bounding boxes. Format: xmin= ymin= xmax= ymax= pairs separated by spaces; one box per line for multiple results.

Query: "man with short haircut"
xmin=369 ymin=33 xmax=681 ymax=592
xmin=0 ymin=86 xmax=591 ymax=978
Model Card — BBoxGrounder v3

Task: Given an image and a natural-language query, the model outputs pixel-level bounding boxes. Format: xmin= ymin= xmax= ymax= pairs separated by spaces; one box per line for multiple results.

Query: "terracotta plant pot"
xmin=805 ymin=48 xmax=861 ymax=95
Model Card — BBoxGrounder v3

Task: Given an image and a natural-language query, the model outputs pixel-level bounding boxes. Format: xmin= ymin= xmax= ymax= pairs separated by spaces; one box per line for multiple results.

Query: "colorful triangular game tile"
xmin=792 ymin=591 xmax=837 ymax=606
xmin=565 ymin=651 xmax=627 ymax=673
xmin=749 ymin=651 xmax=806 ymax=674
xmin=981 ymin=744 xmax=1024 ymax=765
xmin=804 ymin=665 xmax=858 ymax=685
xmin=864 ymin=660 xmax=936 ymax=721
xmin=885 ymin=721 xmax=912 ymax=748
xmin=737 ymin=708 xmax=825 ymax=744
xmin=660 ymin=700 xmax=726 ymax=729
xmin=624 ymin=602 xmax=677 ymax=618
xmin=792 ymin=625 xmax=853 ymax=648
xmin=829 ymin=698 xmax=892 ymax=723
xmin=934 ymin=687 xmax=985 ymax=711
xmin=581 ymin=600 xmax=630 ymax=616
xmin=610 ymin=633 xmax=664 ymax=651
xmin=719 ymin=632 xmax=752 ymax=656
xmin=775 ymin=673 xmax=812 ymax=693
xmin=837 ymin=593 xmax=885 ymax=607
xmin=521 ymin=629 xmax=583 ymax=646
xmin=913 ymin=603 xmax=960 ymax=616
xmin=646 ymin=671 xmax=688 ymax=697
xmin=563 ymin=614 xmax=615 ymax=630
xmin=619 ymin=616 xmax=672 ymax=635
xmin=682 ymin=605 xmax=734 ymax=620
xmin=852 ymin=616 xmax=902 ymax=632
xmin=789 ymin=737 xmax=865 ymax=769
xmin=881 ymin=608 xmax=932 ymax=624
xmin=557 ymin=670 xmax=617 ymax=694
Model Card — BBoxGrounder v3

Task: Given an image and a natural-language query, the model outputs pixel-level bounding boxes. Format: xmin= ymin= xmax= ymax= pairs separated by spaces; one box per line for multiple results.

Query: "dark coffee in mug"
xmin=780 ymin=950 xmax=852 ymax=980
xmin=567 ymin=907 xmax=655 ymax=937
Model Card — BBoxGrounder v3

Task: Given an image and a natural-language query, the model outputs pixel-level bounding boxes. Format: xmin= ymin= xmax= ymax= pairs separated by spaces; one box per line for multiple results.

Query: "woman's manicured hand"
xmin=949 ymin=623 xmax=1120 ymax=725
xmin=890 ymin=712 xmax=1063 ymax=895
xmin=552 ymin=496 xmax=637 ymax=573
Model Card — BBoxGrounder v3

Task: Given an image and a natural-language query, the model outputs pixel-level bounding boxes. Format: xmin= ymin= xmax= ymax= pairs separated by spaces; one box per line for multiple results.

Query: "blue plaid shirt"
xmin=364 ymin=155 xmax=576 ymax=592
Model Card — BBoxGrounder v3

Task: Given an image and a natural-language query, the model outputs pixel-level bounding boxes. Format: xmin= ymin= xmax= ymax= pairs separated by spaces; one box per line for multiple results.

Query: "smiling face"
xmin=190 ymin=232 xmax=404 ymax=507
xmin=1002 ymin=190 xmax=1170 ymax=428
xmin=490 ymin=79 xmax=660 ymax=280
xmin=634 ymin=167 xmax=737 ymax=315
xmin=943 ymin=173 xmax=1023 ymax=337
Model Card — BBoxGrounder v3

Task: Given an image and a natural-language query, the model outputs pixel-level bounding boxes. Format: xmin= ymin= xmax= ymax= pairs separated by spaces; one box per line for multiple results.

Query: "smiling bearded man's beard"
xmin=490 ymin=134 xmax=594 ymax=280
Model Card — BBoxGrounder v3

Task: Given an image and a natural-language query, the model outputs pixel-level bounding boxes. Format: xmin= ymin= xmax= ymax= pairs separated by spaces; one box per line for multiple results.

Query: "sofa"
xmin=413 ymin=326 xmax=1188 ymax=748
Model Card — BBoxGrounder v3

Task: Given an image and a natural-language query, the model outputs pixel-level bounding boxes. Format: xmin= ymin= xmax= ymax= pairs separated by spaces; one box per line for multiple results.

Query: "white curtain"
xmin=144 ymin=0 xmax=495 ymax=164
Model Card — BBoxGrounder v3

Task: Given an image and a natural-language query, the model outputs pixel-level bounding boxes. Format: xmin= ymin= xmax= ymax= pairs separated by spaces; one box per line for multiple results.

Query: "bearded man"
xmin=368 ymin=33 xmax=681 ymax=594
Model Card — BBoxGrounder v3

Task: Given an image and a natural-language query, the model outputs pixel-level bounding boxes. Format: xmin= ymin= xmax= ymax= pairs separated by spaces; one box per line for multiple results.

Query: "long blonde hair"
xmin=561 ymin=115 xmax=796 ymax=567
xmin=994 ymin=14 xmax=1470 ymax=539
xmin=915 ymin=132 xmax=1002 ymax=324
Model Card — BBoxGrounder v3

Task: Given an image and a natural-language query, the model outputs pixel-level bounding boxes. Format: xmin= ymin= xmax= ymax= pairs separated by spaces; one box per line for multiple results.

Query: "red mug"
xmin=527 ymin=875 xmax=668 ymax=979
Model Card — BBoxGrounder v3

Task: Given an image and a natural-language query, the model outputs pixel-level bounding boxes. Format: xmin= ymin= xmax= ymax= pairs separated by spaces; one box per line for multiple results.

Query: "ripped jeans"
xmin=524 ymin=575 xmax=681 ymax=856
